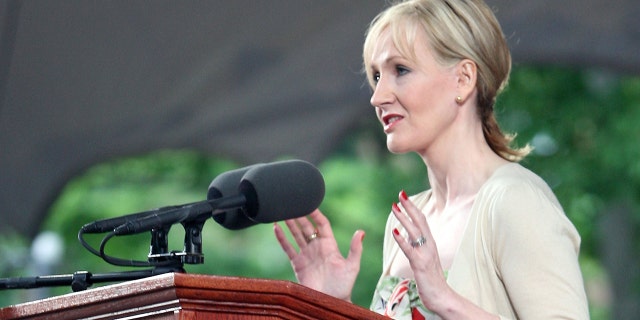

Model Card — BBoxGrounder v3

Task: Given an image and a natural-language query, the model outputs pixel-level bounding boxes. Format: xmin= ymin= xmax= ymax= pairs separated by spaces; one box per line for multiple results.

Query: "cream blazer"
xmin=378 ymin=163 xmax=590 ymax=319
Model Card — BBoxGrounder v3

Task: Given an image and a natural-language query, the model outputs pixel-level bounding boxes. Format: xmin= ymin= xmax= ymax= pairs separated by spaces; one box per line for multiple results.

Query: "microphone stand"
xmin=0 ymin=219 xmax=208 ymax=292
xmin=0 ymin=265 xmax=185 ymax=292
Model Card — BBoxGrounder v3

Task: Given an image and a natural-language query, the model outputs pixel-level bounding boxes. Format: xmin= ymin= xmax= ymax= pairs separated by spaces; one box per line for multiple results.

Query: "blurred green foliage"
xmin=2 ymin=66 xmax=639 ymax=319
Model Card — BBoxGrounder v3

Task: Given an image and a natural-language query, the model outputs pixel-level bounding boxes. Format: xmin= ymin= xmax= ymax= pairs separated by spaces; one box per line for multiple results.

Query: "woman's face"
xmin=368 ymin=28 xmax=460 ymax=156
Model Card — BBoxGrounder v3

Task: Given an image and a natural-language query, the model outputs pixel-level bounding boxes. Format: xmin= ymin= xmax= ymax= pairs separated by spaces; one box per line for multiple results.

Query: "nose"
xmin=369 ymin=76 xmax=394 ymax=108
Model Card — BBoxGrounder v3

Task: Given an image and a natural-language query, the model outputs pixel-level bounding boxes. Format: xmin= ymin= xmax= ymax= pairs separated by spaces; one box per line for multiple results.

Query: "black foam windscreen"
xmin=239 ymin=159 xmax=325 ymax=223
xmin=208 ymin=164 xmax=262 ymax=230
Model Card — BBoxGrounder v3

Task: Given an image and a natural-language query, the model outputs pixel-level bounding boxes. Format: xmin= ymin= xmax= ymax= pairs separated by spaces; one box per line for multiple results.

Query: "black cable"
xmin=98 ymin=231 xmax=152 ymax=267
xmin=77 ymin=228 xmax=102 ymax=258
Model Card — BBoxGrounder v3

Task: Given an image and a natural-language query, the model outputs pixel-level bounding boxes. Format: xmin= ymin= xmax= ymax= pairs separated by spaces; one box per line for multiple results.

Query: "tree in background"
xmin=498 ymin=67 xmax=640 ymax=319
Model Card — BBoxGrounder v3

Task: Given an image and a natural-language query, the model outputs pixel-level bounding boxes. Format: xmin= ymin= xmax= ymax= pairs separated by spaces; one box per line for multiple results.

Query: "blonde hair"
xmin=363 ymin=0 xmax=530 ymax=161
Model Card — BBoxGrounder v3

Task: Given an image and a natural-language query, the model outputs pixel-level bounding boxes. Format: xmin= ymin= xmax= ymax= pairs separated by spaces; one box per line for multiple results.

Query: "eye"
xmin=396 ymin=65 xmax=409 ymax=76
xmin=372 ymin=72 xmax=380 ymax=84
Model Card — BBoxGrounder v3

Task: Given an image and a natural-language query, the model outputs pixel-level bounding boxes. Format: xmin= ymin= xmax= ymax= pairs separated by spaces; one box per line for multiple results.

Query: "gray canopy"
xmin=1 ymin=0 xmax=639 ymax=238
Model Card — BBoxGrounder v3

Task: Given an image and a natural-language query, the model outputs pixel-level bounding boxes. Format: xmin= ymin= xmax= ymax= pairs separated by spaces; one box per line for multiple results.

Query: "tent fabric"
xmin=1 ymin=0 xmax=639 ymax=238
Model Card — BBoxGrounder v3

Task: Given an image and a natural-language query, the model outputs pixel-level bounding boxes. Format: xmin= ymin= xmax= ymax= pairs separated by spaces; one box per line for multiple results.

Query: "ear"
xmin=455 ymin=59 xmax=477 ymax=104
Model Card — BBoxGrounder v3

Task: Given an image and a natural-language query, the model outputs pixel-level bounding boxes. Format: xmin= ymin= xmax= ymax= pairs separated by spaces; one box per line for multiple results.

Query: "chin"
xmin=386 ymin=140 xmax=410 ymax=155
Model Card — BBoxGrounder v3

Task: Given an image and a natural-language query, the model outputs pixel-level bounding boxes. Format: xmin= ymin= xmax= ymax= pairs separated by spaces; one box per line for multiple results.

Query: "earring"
xmin=455 ymin=96 xmax=463 ymax=104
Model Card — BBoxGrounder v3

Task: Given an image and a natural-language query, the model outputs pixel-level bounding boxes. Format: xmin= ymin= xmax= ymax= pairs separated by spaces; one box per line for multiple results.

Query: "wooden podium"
xmin=0 ymin=273 xmax=388 ymax=319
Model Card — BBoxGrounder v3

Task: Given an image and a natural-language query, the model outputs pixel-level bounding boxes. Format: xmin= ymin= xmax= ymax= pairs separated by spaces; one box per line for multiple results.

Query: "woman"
xmin=274 ymin=0 xmax=589 ymax=318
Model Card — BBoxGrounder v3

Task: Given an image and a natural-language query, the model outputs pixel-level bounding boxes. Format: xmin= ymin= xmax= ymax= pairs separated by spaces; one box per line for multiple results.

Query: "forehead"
xmin=368 ymin=29 xmax=397 ymax=64
xmin=368 ymin=25 xmax=433 ymax=67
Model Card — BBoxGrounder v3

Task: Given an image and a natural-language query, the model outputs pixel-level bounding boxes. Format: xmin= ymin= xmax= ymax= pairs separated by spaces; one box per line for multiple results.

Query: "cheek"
xmin=413 ymin=82 xmax=454 ymax=111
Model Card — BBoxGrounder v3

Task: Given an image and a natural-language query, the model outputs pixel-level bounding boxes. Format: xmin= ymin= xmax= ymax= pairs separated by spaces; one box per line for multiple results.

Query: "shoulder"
xmin=475 ymin=163 xmax=577 ymax=237
xmin=485 ymin=163 xmax=552 ymax=192
xmin=479 ymin=163 xmax=562 ymax=211
xmin=474 ymin=163 xmax=580 ymax=251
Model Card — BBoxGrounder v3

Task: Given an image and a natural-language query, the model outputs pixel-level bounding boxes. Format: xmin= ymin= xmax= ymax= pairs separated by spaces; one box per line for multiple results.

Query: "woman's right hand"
xmin=273 ymin=209 xmax=365 ymax=301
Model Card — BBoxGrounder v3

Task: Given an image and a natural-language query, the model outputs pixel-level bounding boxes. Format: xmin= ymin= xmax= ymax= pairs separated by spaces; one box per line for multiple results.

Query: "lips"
xmin=382 ymin=114 xmax=404 ymax=133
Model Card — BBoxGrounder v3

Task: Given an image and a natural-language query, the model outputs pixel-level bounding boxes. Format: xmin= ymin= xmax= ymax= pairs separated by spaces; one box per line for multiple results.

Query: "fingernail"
xmin=400 ymin=190 xmax=408 ymax=200
xmin=361 ymin=232 xmax=366 ymax=242
xmin=392 ymin=202 xmax=400 ymax=212
xmin=393 ymin=228 xmax=400 ymax=236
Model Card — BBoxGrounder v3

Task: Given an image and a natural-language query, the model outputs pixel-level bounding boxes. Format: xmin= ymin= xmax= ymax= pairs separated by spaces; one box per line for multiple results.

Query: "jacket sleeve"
xmin=490 ymin=180 xmax=590 ymax=319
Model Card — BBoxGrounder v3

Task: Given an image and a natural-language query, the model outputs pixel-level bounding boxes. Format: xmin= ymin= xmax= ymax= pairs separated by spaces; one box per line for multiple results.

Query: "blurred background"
xmin=1 ymin=1 xmax=639 ymax=319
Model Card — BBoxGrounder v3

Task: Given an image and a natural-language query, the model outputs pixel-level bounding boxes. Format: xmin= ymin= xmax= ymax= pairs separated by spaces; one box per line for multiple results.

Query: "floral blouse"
xmin=370 ymin=275 xmax=436 ymax=320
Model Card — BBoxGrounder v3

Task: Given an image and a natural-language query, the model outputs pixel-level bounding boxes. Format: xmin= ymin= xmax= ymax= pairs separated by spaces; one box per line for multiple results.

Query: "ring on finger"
xmin=306 ymin=231 xmax=319 ymax=243
xmin=410 ymin=235 xmax=427 ymax=248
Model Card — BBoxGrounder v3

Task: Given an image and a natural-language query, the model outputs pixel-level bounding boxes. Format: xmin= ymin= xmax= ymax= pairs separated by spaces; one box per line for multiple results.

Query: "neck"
xmin=420 ymin=117 xmax=508 ymax=211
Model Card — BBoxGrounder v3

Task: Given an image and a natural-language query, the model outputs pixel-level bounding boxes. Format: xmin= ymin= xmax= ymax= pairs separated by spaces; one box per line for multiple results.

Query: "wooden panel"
xmin=0 ymin=273 xmax=387 ymax=320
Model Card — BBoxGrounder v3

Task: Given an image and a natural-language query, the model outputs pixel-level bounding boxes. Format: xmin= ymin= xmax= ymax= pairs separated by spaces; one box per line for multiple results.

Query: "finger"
xmin=308 ymin=209 xmax=335 ymax=239
xmin=346 ymin=230 xmax=365 ymax=271
xmin=392 ymin=202 xmax=432 ymax=253
xmin=273 ymin=223 xmax=299 ymax=260
xmin=397 ymin=190 xmax=425 ymax=224
xmin=398 ymin=190 xmax=434 ymax=241
xmin=285 ymin=218 xmax=308 ymax=247
xmin=391 ymin=202 xmax=419 ymax=241
xmin=294 ymin=214 xmax=319 ymax=243
xmin=391 ymin=226 xmax=412 ymax=256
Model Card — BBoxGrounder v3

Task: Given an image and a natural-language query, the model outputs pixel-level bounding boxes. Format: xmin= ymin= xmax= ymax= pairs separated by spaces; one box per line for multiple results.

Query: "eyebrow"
xmin=370 ymin=54 xmax=411 ymax=70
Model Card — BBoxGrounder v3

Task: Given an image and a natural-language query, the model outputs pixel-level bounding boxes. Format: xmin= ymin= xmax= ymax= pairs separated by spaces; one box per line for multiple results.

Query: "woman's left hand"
xmin=391 ymin=190 xmax=451 ymax=311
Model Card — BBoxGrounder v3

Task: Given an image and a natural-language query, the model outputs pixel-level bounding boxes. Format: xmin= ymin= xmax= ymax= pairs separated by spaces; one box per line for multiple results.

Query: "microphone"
xmin=79 ymin=164 xmax=260 ymax=234
xmin=208 ymin=164 xmax=262 ymax=230
xmin=112 ymin=159 xmax=325 ymax=235
xmin=80 ymin=204 xmax=182 ymax=234
xmin=239 ymin=159 xmax=325 ymax=224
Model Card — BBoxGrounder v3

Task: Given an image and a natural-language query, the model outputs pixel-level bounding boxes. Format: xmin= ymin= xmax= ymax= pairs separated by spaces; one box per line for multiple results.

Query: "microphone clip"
xmin=147 ymin=219 xmax=206 ymax=265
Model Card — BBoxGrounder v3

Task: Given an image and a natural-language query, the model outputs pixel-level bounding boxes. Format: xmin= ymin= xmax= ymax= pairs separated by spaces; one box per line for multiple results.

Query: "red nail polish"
xmin=393 ymin=228 xmax=400 ymax=236
xmin=400 ymin=190 xmax=408 ymax=200
xmin=392 ymin=202 xmax=400 ymax=212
